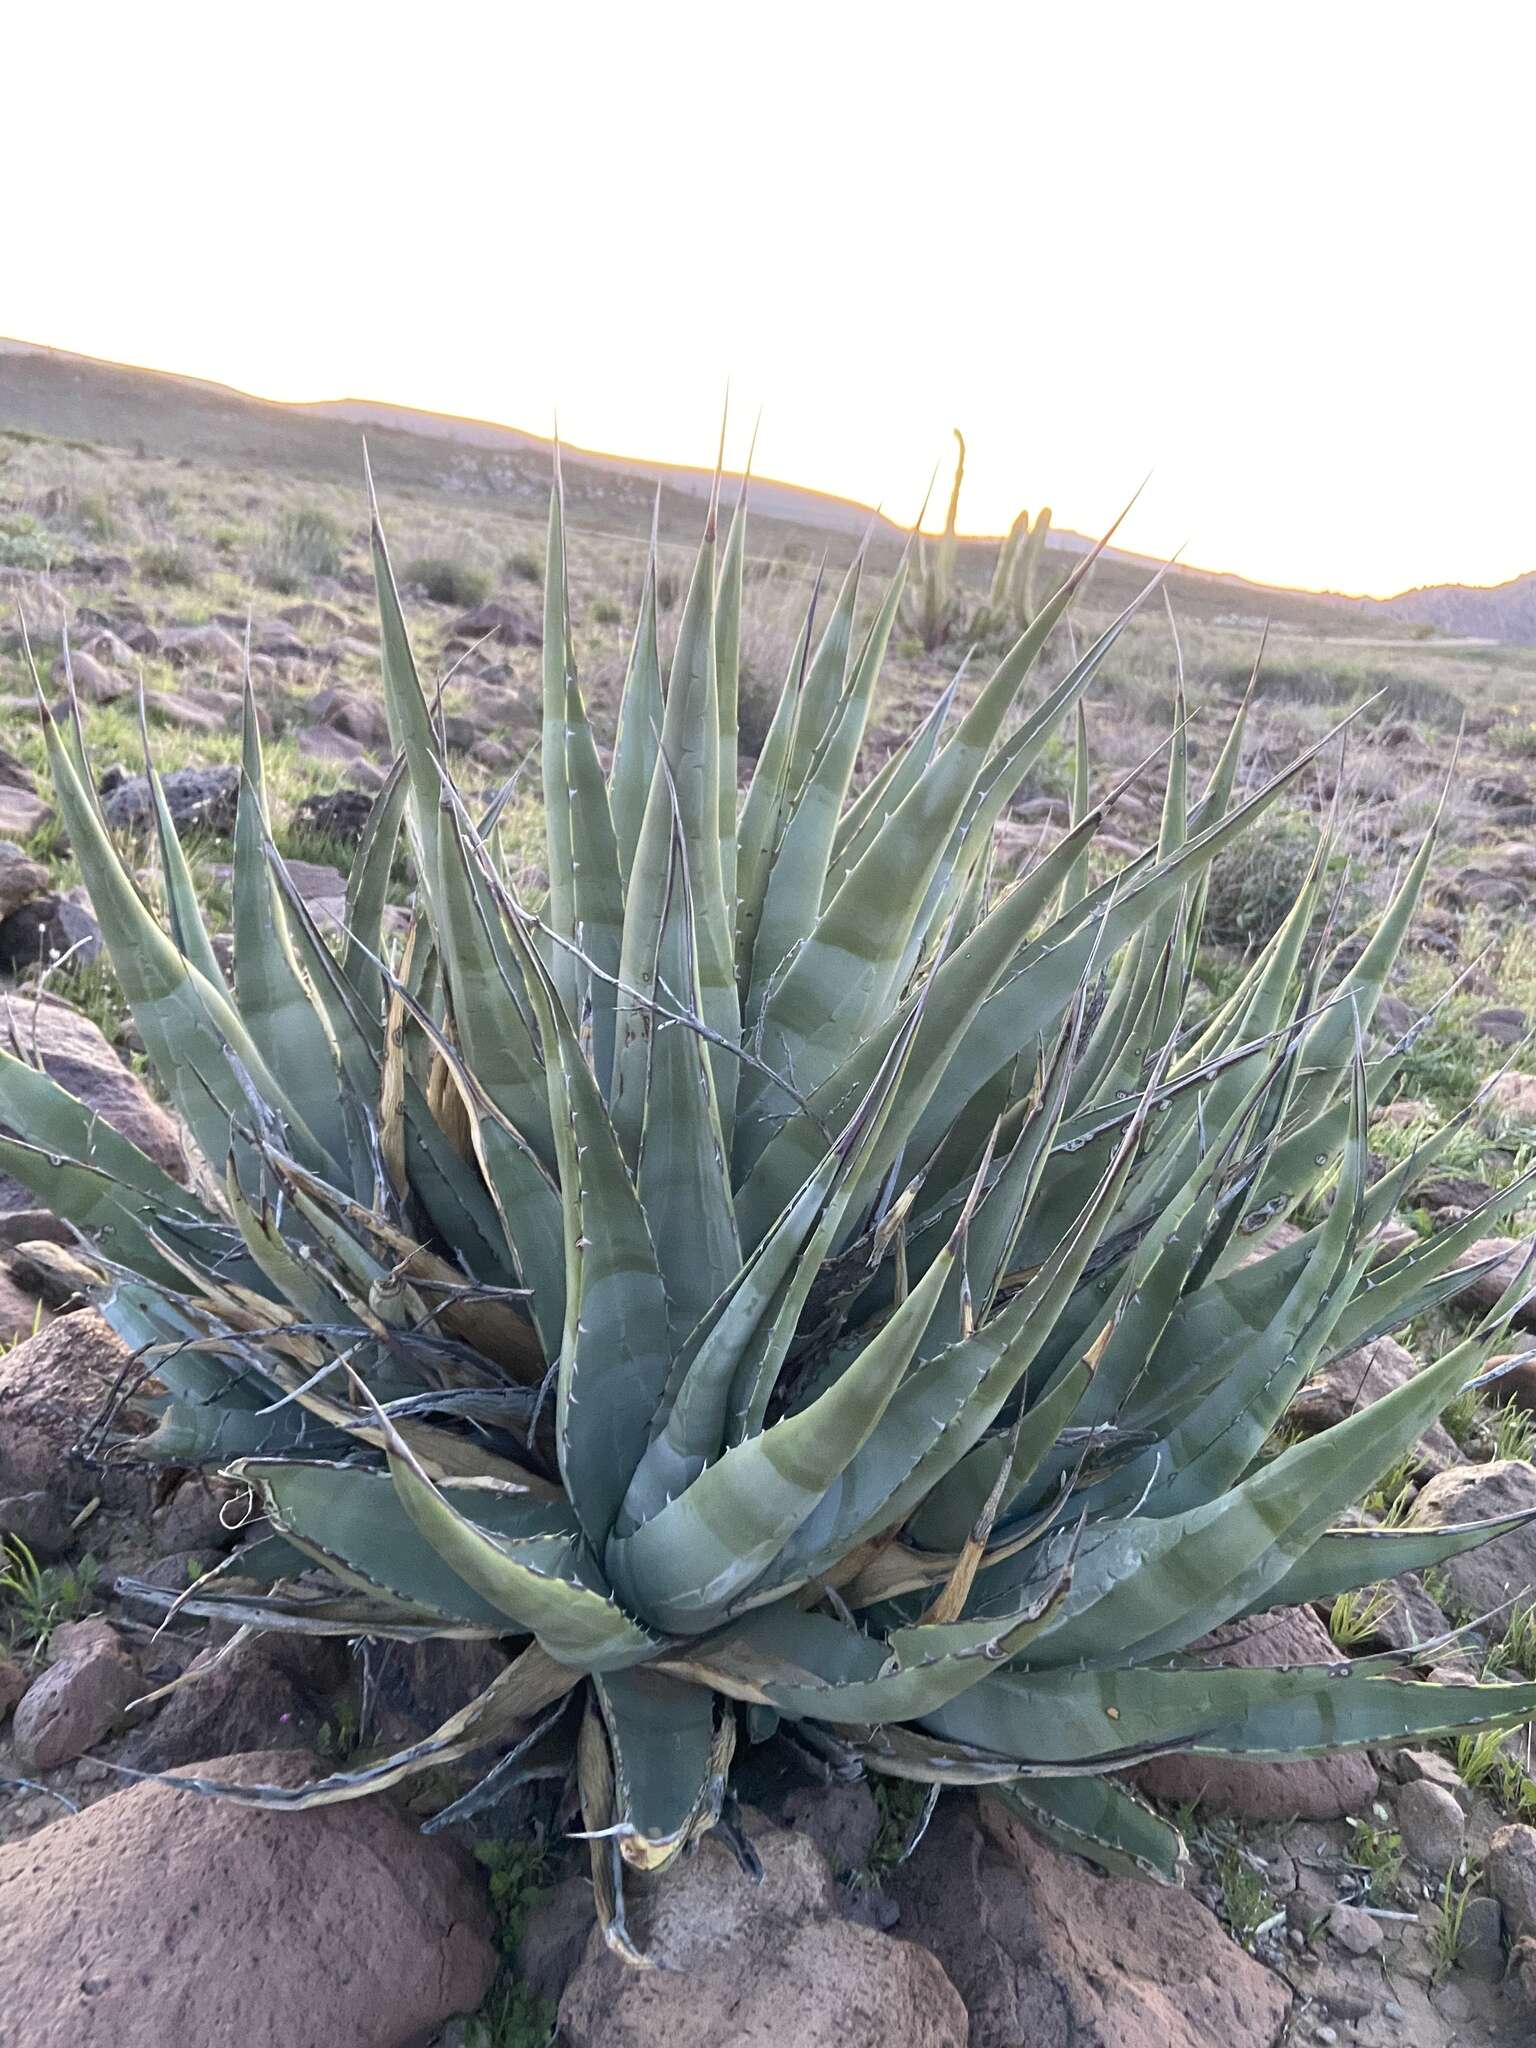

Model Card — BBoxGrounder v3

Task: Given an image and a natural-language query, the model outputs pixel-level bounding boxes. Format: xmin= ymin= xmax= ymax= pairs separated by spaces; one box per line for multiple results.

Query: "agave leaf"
xmin=675 ymin=1570 xmax=1068 ymax=1723
xmin=922 ymin=1653 xmax=1536 ymax=1767
xmin=614 ymin=494 xmax=741 ymax=1147
xmin=339 ymin=755 xmax=409 ymax=1026
xmin=141 ymin=702 xmax=227 ymax=999
xmin=609 ymin=500 xmax=664 ymax=877
xmin=370 ymin=1392 xmax=665 ymax=1670
xmin=715 ymin=472 xmax=749 ymax=914
xmin=131 ymin=1641 xmax=576 ymax=1810
xmin=738 ymin=553 xmax=907 ymax=1095
xmin=34 ymin=692 xmax=327 ymax=1176
xmin=735 ymin=571 xmax=818 ymax=993
xmin=596 ymin=1665 xmax=725 ymax=1871
xmin=607 ymin=1217 xmax=960 ymax=1634
xmin=247 ymin=1458 xmax=576 ymax=1628
xmin=1254 ymin=1507 xmax=1536 ymax=1614
xmin=994 ymin=1778 xmax=1187 ymax=1884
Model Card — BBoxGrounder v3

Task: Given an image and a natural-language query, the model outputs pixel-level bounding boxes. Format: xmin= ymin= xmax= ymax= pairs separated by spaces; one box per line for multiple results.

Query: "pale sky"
xmin=7 ymin=2 xmax=1533 ymax=597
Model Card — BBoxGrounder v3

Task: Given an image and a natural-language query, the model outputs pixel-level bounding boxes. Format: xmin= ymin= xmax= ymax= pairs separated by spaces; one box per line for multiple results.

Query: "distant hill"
xmin=1369 ymin=572 xmax=1536 ymax=645
xmin=7 ymin=337 xmax=1531 ymax=645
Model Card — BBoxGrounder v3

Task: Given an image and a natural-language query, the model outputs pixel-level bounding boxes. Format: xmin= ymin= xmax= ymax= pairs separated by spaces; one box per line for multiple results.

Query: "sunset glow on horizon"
xmin=8 ymin=1 xmax=1534 ymax=600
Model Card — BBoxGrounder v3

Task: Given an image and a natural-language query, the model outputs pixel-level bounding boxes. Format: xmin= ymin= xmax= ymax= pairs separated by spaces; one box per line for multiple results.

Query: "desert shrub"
xmin=506 ymin=549 xmax=543 ymax=586
xmin=138 ymin=541 xmax=198 ymax=586
xmin=254 ymin=504 xmax=345 ymax=592
xmin=404 ymin=554 xmax=491 ymax=607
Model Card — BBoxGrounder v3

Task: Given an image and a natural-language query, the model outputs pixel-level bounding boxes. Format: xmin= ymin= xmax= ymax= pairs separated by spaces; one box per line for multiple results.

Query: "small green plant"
xmin=1328 ymin=1584 xmax=1395 ymax=1650
xmin=254 ymin=504 xmax=344 ymax=592
xmin=1429 ymin=1860 xmax=1479 ymax=1982
xmin=589 ymin=596 xmax=622 ymax=625
xmin=855 ymin=1776 xmax=934 ymax=1887
xmin=1440 ymin=1387 xmax=1487 ymax=1451
xmin=506 ymin=549 xmax=543 ymax=586
xmin=0 ymin=530 xmax=51 ymax=569
xmin=461 ymin=1839 xmax=559 ymax=2047
xmin=461 ymin=1979 xmax=556 ymax=2048
xmin=1364 ymin=1449 xmax=1420 ymax=1522
xmin=1493 ymin=1398 xmax=1536 ymax=1465
xmin=1215 ymin=1845 xmax=1275 ymax=1946
xmin=0 ymin=1538 xmax=101 ymax=1657
xmin=1454 ymin=1727 xmax=1509 ymax=1789
xmin=1348 ymin=1817 xmax=1405 ymax=1904
xmin=403 ymin=554 xmax=491 ymax=607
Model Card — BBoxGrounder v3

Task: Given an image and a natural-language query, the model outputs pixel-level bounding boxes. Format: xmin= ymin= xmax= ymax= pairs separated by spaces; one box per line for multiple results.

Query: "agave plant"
xmin=10 ymin=450 xmax=1536 ymax=1962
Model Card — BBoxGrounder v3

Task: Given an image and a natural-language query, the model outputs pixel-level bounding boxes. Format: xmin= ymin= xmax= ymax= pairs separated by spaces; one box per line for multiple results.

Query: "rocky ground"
xmin=2 ymin=422 xmax=1536 ymax=2042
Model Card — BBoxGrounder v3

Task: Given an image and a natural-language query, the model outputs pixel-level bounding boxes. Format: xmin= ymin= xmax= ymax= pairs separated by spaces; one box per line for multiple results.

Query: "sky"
xmin=6 ymin=2 xmax=1533 ymax=598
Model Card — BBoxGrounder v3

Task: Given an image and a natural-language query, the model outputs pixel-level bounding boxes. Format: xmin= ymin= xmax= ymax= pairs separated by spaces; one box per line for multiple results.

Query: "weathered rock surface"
xmin=1405 ymin=1459 xmax=1536 ymax=1614
xmin=99 ymin=761 xmax=239 ymax=836
xmin=1134 ymin=1606 xmax=1379 ymax=1820
xmin=0 ymin=840 xmax=49 ymax=919
xmin=0 ymin=1749 xmax=497 ymax=2047
xmin=0 ymin=993 xmax=184 ymax=1205
xmin=1393 ymin=1778 xmax=1467 ymax=1872
xmin=116 ymin=1631 xmax=347 ymax=1772
xmin=1289 ymin=1335 xmax=1459 ymax=1470
xmin=11 ymin=1617 xmax=139 ymax=1771
xmin=0 ymin=1309 xmax=148 ymax=1514
xmin=889 ymin=1794 xmax=1291 ymax=2048
xmin=1489 ymin=1822 xmax=1536 ymax=1941
xmin=559 ymin=1814 xmax=967 ymax=2048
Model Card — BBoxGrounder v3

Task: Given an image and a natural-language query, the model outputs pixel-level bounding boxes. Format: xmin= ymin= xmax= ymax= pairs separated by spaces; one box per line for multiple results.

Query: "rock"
xmin=312 ymin=686 xmax=390 ymax=748
xmin=296 ymin=722 xmax=371 ymax=766
xmin=0 ymin=785 xmax=53 ymax=838
xmin=141 ymin=689 xmax=227 ymax=734
xmin=778 ymin=1780 xmax=882 ymax=1876
xmin=0 ymin=744 xmax=36 ymax=794
xmin=1375 ymin=994 xmax=1416 ymax=1036
xmin=1396 ymin=1748 xmax=1468 ymax=1796
xmin=1455 ymin=1894 xmax=1506 ymax=1981
xmin=519 ymin=1874 xmax=597 ymax=2006
xmin=1326 ymin=1902 xmax=1384 ymax=1955
xmin=1489 ymin=1822 xmax=1536 ymax=1940
xmin=1134 ymin=1607 xmax=1378 ymax=1821
xmin=1405 ymin=1460 xmax=1536 ymax=1612
xmin=449 ymin=599 xmax=540 ymax=648
xmin=158 ymin=622 xmax=244 ymax=668
xmin=361 ymin=1638 xmax=507 ymax=1751
xmin=1395 ymin=1778 xmax=1467 ymax=1871
xmin=888 ymin=1793 xmax=1290 ymax=2048
xmin=0 ymin=841 xmax=50 ymax=918
xmin=1511 ymin=1934 xmax=1536 ymax=2008
xmin=12 ymin=1617 xmax=139 ymax=1770
xmin=52 ymin=648 xmax=132 ymax=704
xmin=1473 ymin=1006 xmax=1529 ymax=1046
xmin=1288 ymin=1335 xmax=1459 ymax=1471
xmin=293 ymin=787 xmax=377 ymax=844
xmin=1450 ymin=1237 xmax=1532 ymax=1319
xmin=1369 ymin=1573 xmax=1460 ymax=1661
xmin=99 ymin=762 xmax=239 ymax=836
xmin=0 ymin=1487 xmax=74 ymax=1561
xmin=0 ymin=993 xmax=185 ymax=1199
xmin=0 ymin=1748 xmax=496 ymax=2047
xmin=0 ymin=1652 xmax=28 ymax=1717
xmin=150 ymin=1473 xmax=241 ymax=1555
xmin=116 ymin=1631 xmax=346 ymax=1772
xmin=278 ymin=600 xmax=351 ymax=633
xmin=559 ymin=1814 xmax=967 ymax=2048
xmin=1411 ymin=1173 xmax=1495 ymax=1221
xmin=1481 ymin=1071 xmax=1536 ymax=1129
xmin=0 ymin=1309 xmax=149 ymax=1514
xmin=0 ymin=892 xmax=103 ymax=972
